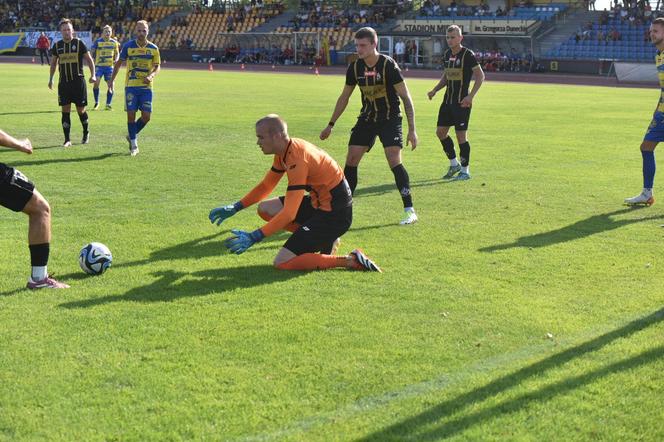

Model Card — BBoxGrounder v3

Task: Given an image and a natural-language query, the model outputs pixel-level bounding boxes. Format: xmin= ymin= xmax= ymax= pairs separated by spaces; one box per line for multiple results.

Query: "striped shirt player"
xmin=428 ymin=25 xmax=484 ymax=181
xmin=320 ymin=27 xmax=419 ymax=225
xmin=48 ymin=18 xmax=96 ymax=147
xmin=209 ymin=115 xmax=381 ymax=272
xmin=111 ymin=20 xmax=160 ymax=156
xmin=625 ymin=17 xmax=664 ymax=206
xmin=91 ymin=25 xmax=120 ymax=110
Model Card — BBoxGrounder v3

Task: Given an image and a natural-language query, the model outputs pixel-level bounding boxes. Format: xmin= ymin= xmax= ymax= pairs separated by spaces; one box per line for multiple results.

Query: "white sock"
xmin=461 ymin=166 xmax=469 ymax=174
xmin=450 ymin=158 xmax=460 ymax=167
xmin=405 ymin=207 xmax=415 ymax=213
xmin=644 ymin=188 xmax=653 ymax=196
xmin=31 ymin=266 xmax=47 ymax=281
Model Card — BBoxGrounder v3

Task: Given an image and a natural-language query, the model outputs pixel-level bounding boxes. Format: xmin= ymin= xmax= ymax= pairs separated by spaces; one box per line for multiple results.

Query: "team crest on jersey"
xmin=376 ymin=72 xmax=382 ymax=81
xmin=456 ymin=59 xmax=461 ymax=66
xmin=72 ymin=44 xmax=76 ymax=50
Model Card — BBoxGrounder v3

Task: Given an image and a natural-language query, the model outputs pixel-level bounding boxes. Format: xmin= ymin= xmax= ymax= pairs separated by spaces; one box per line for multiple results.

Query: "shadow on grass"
xmin=8 ymin=152 xmax=120 ymax=167
xmin=354 ymin=179 xmax=443 ymax=198
xmin=361 ymin=306 xmax=664 ymax=441
xmin=479 ymin=208 xmax=664 ymax=252
xmin=59 ymin=264 xmax=303 ymax=309
xmin=0 ymin=111 xmax=60 ymax=116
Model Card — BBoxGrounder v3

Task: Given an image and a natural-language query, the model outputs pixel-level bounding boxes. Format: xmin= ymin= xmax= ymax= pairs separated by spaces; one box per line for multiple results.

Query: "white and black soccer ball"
xmin=79 ymin=242 xmax=113 ymax=275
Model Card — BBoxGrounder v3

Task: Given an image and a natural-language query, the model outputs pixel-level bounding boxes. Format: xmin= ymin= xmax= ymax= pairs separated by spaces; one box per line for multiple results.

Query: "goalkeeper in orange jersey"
xmin=209 ymin=114 xmax=381 ymax=272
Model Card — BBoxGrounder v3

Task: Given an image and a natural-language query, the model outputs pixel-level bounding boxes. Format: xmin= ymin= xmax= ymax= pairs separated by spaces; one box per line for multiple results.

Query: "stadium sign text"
xmin=396 ymin=19 xmax=536 ymax=36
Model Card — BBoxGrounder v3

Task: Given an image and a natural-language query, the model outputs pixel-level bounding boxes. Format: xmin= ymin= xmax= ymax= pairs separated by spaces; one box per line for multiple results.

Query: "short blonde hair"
xmin=447 ymin=25 xmax=462 ymax=36
xmin=136 ymin=20 xmax=149 ymax=28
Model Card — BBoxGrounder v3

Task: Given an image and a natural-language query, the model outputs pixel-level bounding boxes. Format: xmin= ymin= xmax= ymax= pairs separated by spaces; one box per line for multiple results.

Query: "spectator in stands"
xmin=394 ymin=39 xmax=405 ymax=65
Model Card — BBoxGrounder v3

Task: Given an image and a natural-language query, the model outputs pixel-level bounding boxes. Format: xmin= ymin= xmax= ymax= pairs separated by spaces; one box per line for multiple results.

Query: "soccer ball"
xmin=79 ymin=242 xmax=113 ymax=275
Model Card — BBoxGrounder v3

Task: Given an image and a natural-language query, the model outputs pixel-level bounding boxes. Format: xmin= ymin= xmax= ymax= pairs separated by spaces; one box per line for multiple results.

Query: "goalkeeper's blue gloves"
xmin=209 ymin=201 xmax=243 ymax=226
xmin=225 ymin=229 xmax=265 ymax=254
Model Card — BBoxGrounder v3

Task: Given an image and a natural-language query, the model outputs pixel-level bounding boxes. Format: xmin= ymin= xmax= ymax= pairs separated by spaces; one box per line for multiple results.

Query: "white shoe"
xmin=330 ymin=237 xmax=341 ymax=255
xmin=63 ymin=140 xmax=72 ymax=148
xmin=130 ymin=147 xmax=139 ymax=157
xmin=624 ymin=191 xmax=654 ymax=206
xmin=400 ymin=209 xmax=418 ymax=225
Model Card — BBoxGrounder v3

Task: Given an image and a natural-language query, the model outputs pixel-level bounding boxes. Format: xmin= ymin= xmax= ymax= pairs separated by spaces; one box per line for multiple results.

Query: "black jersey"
xmin=442 ymin=46 xmax=479 ymax=105
xmin=346 ymin=54 xmax=404 ymax=122
xmin=51 ymin=38 xmax=88 ymax=83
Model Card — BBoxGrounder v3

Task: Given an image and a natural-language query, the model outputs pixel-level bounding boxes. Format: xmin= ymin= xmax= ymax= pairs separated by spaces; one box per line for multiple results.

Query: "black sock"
xmin=391 ymin=163 xmax=413 ymax=208
xmin=344 ymin=165 xmax=358 ymax=194
xmin=441 ymin=136 xmax=456 ymax=159
xmin=78 ymin=111 xmax=89 ymax=134
xmin=459 ymin=142 xmax=470 ymax=167
xmin=61 ymin=112 xmax=71 ymax=141
xmin=29 ymin=243 xmax=50 ymax=266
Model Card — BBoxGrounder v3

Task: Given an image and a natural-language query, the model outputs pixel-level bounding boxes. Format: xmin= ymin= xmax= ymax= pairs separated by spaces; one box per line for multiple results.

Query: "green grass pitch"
xmin=1 ymin=63 xmax=663 ymax=440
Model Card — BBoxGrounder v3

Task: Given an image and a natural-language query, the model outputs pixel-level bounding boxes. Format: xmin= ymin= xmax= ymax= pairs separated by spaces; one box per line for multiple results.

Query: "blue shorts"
xmin=95 ymin=66 xmax=113 ymax=82
xmin=125 ymin=87 xmax=153 ymax=113
xmin=644 ymin=112 xmax=664 ymax=142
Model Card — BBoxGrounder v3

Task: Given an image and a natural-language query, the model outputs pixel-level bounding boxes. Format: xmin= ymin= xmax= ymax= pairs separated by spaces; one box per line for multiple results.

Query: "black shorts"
xmin=349 ymin=116 xmax=403 ymax=151
xmin=0 ymin=163 xmax=35 ymax=212
xmin=279 ymin=195 xmax=353 ymax=255
xmin=58 ymin=78 xmax=88 ymax=107
xmin=437 ymin=103 xmax=471 ymax=131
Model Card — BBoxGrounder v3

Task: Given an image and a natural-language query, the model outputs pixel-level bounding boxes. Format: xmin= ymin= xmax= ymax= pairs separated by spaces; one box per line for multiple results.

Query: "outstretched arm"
xmin=0 ymin=129 xmax=33 ymax=154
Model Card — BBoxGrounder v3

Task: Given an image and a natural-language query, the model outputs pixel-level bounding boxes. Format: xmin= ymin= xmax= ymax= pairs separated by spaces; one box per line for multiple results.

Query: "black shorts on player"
xmin=0 ymin=163 xmax=35 ymax=212
xmin=58 ymin=78 xmax=88 ymax=107
xmin=279 ymin=195 xmax=353 ymax=255
xmin=348 ymin=117 xmax=403 ymax=151
xmin=437 ymin=103 xmax=471 ymax=131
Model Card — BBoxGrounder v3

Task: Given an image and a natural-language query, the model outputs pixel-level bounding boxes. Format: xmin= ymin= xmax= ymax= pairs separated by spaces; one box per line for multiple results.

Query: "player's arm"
xmin=109 ymin=58 xmax=124 ymax=94
xmin=48 ymin=53 xmax=58 ymax=90
xmin=427 ymin=71 xmax=447 ymax=100
xmin=460 ymin=65 xmax=485 ymax=108
xmin=320 ymin=84 xmax=355 ymax=140
xmin=209 ymin=166 xmax=283 ymax=225
xmin=257 ymin=166 xmax=308 ymax=237
xmin=84 ymin=51 xmax=96 ymax=83
xmin=143 ymin=63 xmax=160 ymax=85
xmin=395 ymin=81 xmax=418 ymax=150
xmin=0 ymin=129 xmax=32 ymax=154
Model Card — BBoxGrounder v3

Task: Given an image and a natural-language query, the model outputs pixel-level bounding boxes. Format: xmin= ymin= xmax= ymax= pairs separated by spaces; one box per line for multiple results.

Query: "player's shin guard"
xmin=276 ymin=253 xmax=346 ymax=271
xmin=93 ymin=88 xmax=100 ymax=104
xmin=391 ymin=163 xmax=413 ymax=208
xmin=136 ymin=119 xmax=147 ymax=134
xmin=128 ymin=122 xmax=138 ymax=141
xmin=61 ymin=112 xmax=71 ymax=141
xmin=78 ymin=111 xmax=89 ymax=134
xmin=459 ymin=141 xmax=471 ymax=167
xmin=257 ymin=208 xmax=299 ymax=232
xmin=642 ymin=150 xmax=656 ymax=189
xmin=344 ymin=165 xmax=358 ymax=194
xmin=106 ymin=90 xmax=113 ymax=105
xmin=441 ymin=136 xmax=456 ymax=159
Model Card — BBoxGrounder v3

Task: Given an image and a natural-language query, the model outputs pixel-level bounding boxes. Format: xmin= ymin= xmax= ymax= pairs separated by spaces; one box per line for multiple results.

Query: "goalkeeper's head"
xmin=255 ymin=114 xmax=289 ymax=155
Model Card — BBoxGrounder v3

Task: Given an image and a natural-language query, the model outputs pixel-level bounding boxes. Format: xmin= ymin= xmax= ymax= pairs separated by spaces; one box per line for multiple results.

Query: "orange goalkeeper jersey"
xmin=240 ymin=138 xmax=351 ymax=237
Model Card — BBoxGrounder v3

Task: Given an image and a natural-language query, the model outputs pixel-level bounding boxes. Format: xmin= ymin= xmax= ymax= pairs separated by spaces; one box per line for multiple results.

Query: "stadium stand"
xmin=418 ymin=1 xmax=568 ymax=21
xmin=546 ymin=4 xmax=659 ymax=61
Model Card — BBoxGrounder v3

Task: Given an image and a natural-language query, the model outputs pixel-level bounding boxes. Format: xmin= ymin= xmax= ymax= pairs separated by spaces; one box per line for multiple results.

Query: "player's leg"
xmin=93 ymin=69 xmax=102 ymax=109
xmin=60 ymin=102 xmax=72 ymax=147
xmin=437 ymin=104 xmax=461 ymax=178
xmin=103 ymin=68 xmax=114 ymax=109
xmin=274 ymin=207 xmax=380 ymax=271
xmin=135 ymin=89 xmax=153 ymax=135
xmin=379 ymin=119 xmax=416 ymax=225
xmin=625 ymin=140 xmax=658 ymax=206
xmin=257 ymin=197 xmax=300 ymax=232
xmin=452 ymin=106 xmax=473 ymax=181
xmin=345 ymin=119 xmax=375 ymax=194
xmin=76 ymin=103 xmax=89 ymax=145
xmin=22 ymin=189 xmax=70 ymax=289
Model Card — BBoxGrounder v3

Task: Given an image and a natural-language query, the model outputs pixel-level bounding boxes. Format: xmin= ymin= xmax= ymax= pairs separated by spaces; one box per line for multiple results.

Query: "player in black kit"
xmin=320 ymin=27 xmax=419 ymax=225
xmin=427 ymin=25 xmax=484 ymax=181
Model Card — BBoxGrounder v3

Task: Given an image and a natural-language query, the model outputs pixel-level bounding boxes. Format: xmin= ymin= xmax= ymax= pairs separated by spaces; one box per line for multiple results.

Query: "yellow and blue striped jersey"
xmin=91 ymin=37 xmax=119 ymax=67
xmin=119 ymin=39 xmax=161 ymax=89
xmin=657 ymin=51 xmax=664 ymax=113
